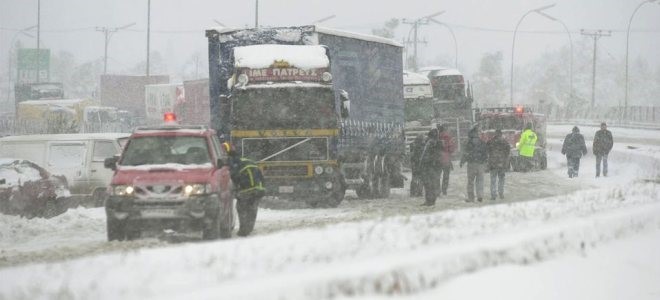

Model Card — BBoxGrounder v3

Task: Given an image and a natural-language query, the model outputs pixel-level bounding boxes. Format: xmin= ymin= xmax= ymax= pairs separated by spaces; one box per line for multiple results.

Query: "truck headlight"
xmin=184 ymin=184 xmax=210 ymax=196
xmin=322 ymin=72 xmax=332 ymax=82
xmin=314 ymin=166 xmax=324 ymax=175
xmin=112 ymin=185 xmax=134 ymax=196
xmin=237 ymin=74 xmax=249 ymax=85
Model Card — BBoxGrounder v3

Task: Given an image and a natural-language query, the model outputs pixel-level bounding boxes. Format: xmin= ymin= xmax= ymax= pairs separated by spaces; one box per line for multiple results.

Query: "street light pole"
xmin=510 ymin=4 xmax=556 ymax=105
xmin=428 ymin=19 xmax=458 ymax=68
xmin=624 ymin=0 xmax=658 ymax=122
xmin=580 ymin=29 xmax=611 ymax=108
xmin=255 ymin=0 xmax=259 ymax=28
xmin=36 ymin=0 xmax=41 ymax=83
xmin=146 ymin=0 xmax=151 ymax=77
xmin=6 ymin=26 xmax=37 ymax=105
xmin=96 ymin=23 xmax=136 ymax=74
xmin=535 ymin=11 xmax=573 ymax=100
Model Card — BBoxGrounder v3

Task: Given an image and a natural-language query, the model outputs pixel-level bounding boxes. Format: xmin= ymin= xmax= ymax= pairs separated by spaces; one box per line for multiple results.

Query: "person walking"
xmin=223 ymin=142 xmax=265 ymax=237
xmin=593 ymin=122 xmax=613 ymax=177
xmin=409 ymin=133 xmax=425 ymax=197
xmin=460 ymin=126 xmax=488 ymax=202
xmin=561 ymin=126 xmax=588 ymax=178
xmin=487 ymin=129 xmax=511 ymax=200
xmin=516 ymin=123 xmax=538 ymax=171
xmin=437 ymin=124 xmax=455 ymax=196
xmin=418 ymin=128 xmax=443 ymax=206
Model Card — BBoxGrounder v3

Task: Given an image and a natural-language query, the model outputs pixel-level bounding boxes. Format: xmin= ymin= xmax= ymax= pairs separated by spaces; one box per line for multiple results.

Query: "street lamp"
xmin=535 ymin=11 xmax=573 ymax=100
xmin=624 ymin=0 xmax=658 ymax=122
xmin=6 ymin=25 xmax=37 ymax=105
xmin=510 ymin=3 xmax=556 ymax=105
xmin=427 ymin=18 xmax=458 ymax=68
xmin=96 ymin=22 xmax=136 ymax=74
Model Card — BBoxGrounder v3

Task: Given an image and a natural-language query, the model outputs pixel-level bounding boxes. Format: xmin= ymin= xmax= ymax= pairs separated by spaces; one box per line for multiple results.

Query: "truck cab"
xmin=104 ymin=114 xmax=233 ymax=240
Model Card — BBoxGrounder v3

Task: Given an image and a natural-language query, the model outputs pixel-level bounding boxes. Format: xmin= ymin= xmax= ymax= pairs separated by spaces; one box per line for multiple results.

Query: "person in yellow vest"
xmin=517 ymin=123 xmax=538 ymax=172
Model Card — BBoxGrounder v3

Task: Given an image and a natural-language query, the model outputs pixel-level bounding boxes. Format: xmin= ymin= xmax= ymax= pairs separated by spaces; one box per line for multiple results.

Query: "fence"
xmin=537 ymin=105 xmax=660 ymax=127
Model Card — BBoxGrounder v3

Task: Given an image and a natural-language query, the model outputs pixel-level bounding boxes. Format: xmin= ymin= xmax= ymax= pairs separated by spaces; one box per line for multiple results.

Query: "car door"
xmin=89 ymin=140 xmax=120 ymax=192
xmin=47 ymin=141 xmax=87 ymax=195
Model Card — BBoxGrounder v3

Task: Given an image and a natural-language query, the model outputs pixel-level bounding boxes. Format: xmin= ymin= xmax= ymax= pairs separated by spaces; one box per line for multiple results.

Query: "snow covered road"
xmin=0 ymin=125 xmax=659 ymax=299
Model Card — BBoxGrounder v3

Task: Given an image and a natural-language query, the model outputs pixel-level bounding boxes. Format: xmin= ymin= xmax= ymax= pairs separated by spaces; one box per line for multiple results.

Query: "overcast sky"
xmin=1 ymin=0 xmax=659 ymax=79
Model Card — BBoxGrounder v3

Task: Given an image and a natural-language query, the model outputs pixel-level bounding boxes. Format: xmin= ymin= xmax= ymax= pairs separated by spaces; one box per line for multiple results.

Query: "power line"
xmin=581 ymin=29 xmax=612 ymax=108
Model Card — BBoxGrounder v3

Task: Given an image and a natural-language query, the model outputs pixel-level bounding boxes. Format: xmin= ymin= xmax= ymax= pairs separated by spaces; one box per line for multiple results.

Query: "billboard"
xmin=17 ymin=48 xmax=50 ymax=83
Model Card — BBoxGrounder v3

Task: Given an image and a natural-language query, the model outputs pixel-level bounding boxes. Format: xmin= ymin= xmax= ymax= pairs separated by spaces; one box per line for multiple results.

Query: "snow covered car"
xmin=0 ymin=159 xmax=70 ymax=218
xmin=104 ymin=116 xmax=234 ymax=241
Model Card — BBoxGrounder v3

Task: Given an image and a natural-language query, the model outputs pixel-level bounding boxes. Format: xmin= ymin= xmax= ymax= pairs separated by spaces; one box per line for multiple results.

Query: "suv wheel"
xmin=202 ymin=214 xmax=221 ymax=240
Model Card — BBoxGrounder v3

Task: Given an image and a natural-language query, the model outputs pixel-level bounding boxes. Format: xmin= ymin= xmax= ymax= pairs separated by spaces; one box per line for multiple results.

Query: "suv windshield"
xmin=232 ymin=86 xmax=337 ymax=130
xmin=120 ymin=136 xmax=211 ymax=166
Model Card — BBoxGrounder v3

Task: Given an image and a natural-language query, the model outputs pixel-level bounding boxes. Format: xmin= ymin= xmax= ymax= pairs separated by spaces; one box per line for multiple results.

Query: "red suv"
xmin=104 ymin=123 xmax=233 ymax=241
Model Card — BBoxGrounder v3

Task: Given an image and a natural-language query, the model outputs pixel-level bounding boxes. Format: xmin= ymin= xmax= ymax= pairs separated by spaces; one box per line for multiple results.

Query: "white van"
xmin=0 ymin=133 xmax=129 ymax=205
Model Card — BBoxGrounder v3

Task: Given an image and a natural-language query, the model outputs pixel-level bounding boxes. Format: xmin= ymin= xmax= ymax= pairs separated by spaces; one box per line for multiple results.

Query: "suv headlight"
xmin=184 ymin=184 xmax=211 ymax=196
xmin=111 ymin=185 xmax=134 ymax=196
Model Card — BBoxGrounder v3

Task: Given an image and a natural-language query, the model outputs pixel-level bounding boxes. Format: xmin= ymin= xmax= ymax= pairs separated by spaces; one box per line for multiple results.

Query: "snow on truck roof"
xmin=403 ymin=71 xmax=431 ymax=85
xmin=234 ymin=45 xmax=330 ymax=69
xmin=207 ymin=25 xmax=403 ymax=48
xmin=418 ymin=66 xmax=463 ymax=76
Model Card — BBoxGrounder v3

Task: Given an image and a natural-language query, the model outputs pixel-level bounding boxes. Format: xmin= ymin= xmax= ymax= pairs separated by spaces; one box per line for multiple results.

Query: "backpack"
xmin=231 ymin=157 xmax=265 ymax=198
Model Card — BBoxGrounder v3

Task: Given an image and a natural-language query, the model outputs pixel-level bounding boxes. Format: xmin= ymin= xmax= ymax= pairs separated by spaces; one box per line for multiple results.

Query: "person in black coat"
xmin=593 ymin=122 xmax=613 ymax=177
xmin=487 ymin=129 xmax=511 ymax=200
xmin=419 ymin=128 xmax=443 ymax=206
xmin=561 ymin=126 xmax=588 ymax=178
xmin=460 ymin=126 xmax=488 ymax=202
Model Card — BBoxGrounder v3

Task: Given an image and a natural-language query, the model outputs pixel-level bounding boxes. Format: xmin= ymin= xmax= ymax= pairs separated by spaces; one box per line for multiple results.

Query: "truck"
xmin=404 ymin=67 xmax=473 ymax=159
xmin=99 ymin=74 xmax=169 ymax=121
xmin=177 ymin=79 xmax=210 ymax=126
xmin=144 ymin=83 xmax=183 ymax=124
xmin=205 ymin=26 xmax=405 ymax=207
xmin=14 ymin=82 xmax=65 ymax=104
xmin=472 ymin=106 xmax=548 ymax=171
xmin=14 ymin=98 xmax=96 ymax=134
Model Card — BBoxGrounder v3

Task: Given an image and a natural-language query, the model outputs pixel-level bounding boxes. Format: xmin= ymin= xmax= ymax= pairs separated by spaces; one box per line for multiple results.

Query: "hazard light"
xmin=515 ymin=106 xmax=524 ymax=114
xmin=164 ymin=112 xmax=177 ymax=123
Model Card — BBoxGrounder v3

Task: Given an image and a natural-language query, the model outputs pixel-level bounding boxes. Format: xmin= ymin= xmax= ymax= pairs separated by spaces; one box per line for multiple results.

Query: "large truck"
xmin=205 ymin=26 xmax=405 ymax=207
xmin=144 ymin=83 xmax=183 ymax=124
xmin=178 ymin=79 xmax=210 ymax=126
xmin=99 ymin=74 xmax=169 ymax=121
xmin=14 ymin=98 xmax=96 ymax=134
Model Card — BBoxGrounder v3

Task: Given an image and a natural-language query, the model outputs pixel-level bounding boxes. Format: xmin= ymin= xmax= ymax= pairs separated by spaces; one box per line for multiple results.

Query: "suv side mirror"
xmin=104 ymin=156 xmax=119 ymax=171
xmin=0 ymin=179 xmax=5 ymax=185
xmin=339 ymin=90 xmax=350 ymax=119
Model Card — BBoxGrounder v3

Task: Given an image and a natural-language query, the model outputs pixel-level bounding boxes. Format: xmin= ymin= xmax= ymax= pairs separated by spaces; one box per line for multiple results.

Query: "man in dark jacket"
xmin=593 ymin=122 xmax=613 ymax=177
xmin=437 ymin=124 xmax=455 ymax=196
xmin=419 ymin=128 xmax=443 ymax=206
xmin=223 ymin=142 xmax=265 ymax=237
xmin=460 ymin=126 xmax=488 ymax=202
xmin=409 ymin=134 xmax=425 ymax=197
xmin=561 ymin=126 xmax=588 ymax=178
xmin=487 ymin=129 xmax=511 ymax=200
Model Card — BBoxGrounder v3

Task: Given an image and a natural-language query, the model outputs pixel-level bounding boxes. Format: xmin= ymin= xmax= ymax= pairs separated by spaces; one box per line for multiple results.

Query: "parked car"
xmin=0 ymin=158 xmax=70 ymax=218
xmin=0 ymin=133 xmax=129 ymax=206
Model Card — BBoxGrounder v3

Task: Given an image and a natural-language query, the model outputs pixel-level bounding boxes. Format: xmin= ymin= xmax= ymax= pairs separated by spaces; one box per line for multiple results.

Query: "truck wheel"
xmin=125 ymin=229 xmax=141 ymax=241
xmin=107 ymin=218 xmax=126 ymax=241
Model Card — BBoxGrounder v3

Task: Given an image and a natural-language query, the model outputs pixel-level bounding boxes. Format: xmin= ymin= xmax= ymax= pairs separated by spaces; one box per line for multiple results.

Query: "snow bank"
xmin=234 ymin=45 xmax=329 ymax=69
xmin=1 ymin=182 xmax=658 ymax=299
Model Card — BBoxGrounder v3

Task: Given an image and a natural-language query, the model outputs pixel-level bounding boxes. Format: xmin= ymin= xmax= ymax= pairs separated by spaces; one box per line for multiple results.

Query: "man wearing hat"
xmin=593 ymin=122 xmax=613 ymax=177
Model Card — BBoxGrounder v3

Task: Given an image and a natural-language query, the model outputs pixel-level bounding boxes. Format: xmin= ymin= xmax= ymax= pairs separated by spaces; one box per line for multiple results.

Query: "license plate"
xmin=278 ymin=186 xmax=294 ymax=193
xmin=141 ymin=209 xmax=176 ymax=217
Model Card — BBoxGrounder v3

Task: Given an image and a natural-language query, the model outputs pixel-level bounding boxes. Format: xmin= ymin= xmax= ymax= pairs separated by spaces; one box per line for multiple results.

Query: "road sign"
xmin=17 ymin=48 xmax=50 ymax=83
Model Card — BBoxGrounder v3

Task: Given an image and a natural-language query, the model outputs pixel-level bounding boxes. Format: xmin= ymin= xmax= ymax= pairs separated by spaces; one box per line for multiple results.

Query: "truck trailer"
xmin=205 ymin=26 xmax=405 ymax=207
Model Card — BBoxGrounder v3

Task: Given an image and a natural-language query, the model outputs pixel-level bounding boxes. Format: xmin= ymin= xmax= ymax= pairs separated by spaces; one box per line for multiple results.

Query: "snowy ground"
xmin=0 ymin=125 xmax=659 ymax=299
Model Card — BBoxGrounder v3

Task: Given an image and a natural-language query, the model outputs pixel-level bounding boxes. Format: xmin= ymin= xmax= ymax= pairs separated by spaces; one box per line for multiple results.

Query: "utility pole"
xmin=36 ymin=0 xmax=41 ymax=83
xmin=146 ymin=0 xmax=151 ymax=77
xmin=401 ymin=11 xmax=444 ymax=72
xmin=96 ymin=23 xmax=135 ymax=74
xmin=580 ymin=29 xmax=611 ymax=108
xmin=255 ymin=0 xmax=259 ymax=28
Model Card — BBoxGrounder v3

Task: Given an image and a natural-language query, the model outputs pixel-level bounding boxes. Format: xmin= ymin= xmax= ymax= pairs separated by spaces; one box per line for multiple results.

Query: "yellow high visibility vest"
xmin=517 ymin=129 xmax=537 ymax=157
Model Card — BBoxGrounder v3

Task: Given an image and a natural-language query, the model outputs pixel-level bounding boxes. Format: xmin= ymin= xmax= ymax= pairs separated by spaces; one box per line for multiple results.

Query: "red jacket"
xmin=439 ymin=131 xmax=456 ymax=166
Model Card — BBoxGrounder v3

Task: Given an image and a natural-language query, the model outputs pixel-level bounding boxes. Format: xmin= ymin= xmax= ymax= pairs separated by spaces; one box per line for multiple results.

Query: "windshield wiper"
xmin=259 ymin=138 xmax=311 ymax=162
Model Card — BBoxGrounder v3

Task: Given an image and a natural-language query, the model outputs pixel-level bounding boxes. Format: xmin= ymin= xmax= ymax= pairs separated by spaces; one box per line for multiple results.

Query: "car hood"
xmin=111 ymin=164 xmax=216 ymax=185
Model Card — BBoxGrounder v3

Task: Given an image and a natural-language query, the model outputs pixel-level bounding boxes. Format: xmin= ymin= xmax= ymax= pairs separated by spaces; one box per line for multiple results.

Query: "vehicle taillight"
xmin=164 ymin=112 xmax=177 ymax=123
